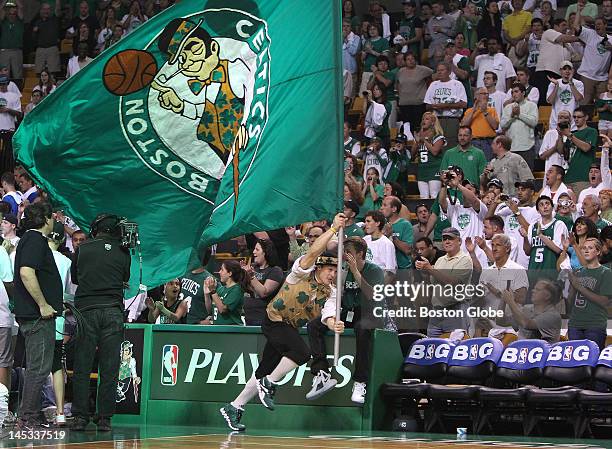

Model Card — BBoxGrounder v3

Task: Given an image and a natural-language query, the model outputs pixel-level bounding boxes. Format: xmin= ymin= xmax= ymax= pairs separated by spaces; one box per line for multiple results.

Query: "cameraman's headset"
xmin=89 ymin=214 xmax=123 ymax=238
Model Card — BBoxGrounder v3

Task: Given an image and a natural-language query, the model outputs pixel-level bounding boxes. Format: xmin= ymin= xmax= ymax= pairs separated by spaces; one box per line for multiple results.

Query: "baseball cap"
xmin=589 ymin=163 xmax=600 ymax=170
xmin=344 ymin=200 xmax=360 ymax=215
xmin=445 ymin=39 xmax=455 ymax=47
xmin=394 ymin=134 xmax=408 ymax=143
xmin=370 ymin=136 xmax=381 ymax=143
xmin=487 ymin=178 xmax=503 ymax=189
xmin=514 ymin=180 xmax=535 ymax=190
xmin=402 ymin=0 xmax=416 ymax=5
xmin=462 ymin=179 xmax=476 ymax=188
xmin=441 ymin=227 xmax=461 ymax=239
xmin=0 ymin=75 xmax=9 ymax=85
xmin=560 ymin=60 xmax=573 ymax=70
xmin=2 ymin=213 xmax=17 ymax=225
xmin=315 ymin=251 xmax=338 ymax=267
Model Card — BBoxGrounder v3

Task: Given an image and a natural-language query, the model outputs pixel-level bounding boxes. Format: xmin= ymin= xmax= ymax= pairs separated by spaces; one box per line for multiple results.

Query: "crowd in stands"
xmin=0 ymin=0 xmax=611 ymax=426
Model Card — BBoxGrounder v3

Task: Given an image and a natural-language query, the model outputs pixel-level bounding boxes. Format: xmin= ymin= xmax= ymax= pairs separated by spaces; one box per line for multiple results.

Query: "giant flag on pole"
xmin=14 ymin=0 xmax=343 ymax=292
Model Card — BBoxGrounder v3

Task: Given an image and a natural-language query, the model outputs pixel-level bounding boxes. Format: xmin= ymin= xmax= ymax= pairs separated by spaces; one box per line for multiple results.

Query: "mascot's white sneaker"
xmin=306 ymin=371 xmax=337 ymax=400
xmin=351 ymin=381 xmax=366 ymax=404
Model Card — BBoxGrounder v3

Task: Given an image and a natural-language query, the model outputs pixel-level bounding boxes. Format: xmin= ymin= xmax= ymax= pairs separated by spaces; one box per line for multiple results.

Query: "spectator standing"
xmin=525 ymin=19 xmax=543 ymax=78
xmin=596 ymin=80 xmax=612 ymax=138
xmin=359 ymin=167 xmax=384 ymax=221
xmin=471 ymin=37 xmax=516 ymax=93
xmin=561 ymin=107 xmax=598 ymax=196
xmin=534 ymin=19 xmax=580 ymax=105
xmin=360 ymin=23 xmax=389 ymax=95
xmin=476 ymin=0 xmax=502 ymax=44
xmin=0 ymin=74 xmax=21 ymax=173
xmin=411 ymin=111 xmax=446 ymax=199
xmin=525 ymin=0 xmax=557 ymax=18
xmin=453 ymin=32 xmax=472 ymax=57
xmin=604 ymin=0 xmax=612 ymax=35
xmin=66 ymin=42 xmax=92 ymax=78
xmin=397 ymin=0 xmax=423 ymax=58
xmin=461 ymin=87 xmax=499 ymax=160
xmin=13 ymin=203 xmax=61 ymax=430
xmin=413 ymin=203 xmax=432 ymax=242
xmin=566 ymin=238 xmax=612 ymax=350
xmin=0 ymin=171 xmax=21 ymax=215
xmin=363 ymin=210 xmax=397 ymax=275
xmin=424 ymin=61 xmax=467 ymax=148
xmin=444 ymin=40 xmax=473 ymax=107
xmin=483 ymin=71 xmax=507 ymax=127
xmin=364 ymin=83 xmax=391 ymax=146
xmin=565 ymin=0 xmax=598 ymax=21
xmin=344 ymin=122 xmax=361 ymax=157
xmin=426 ymin=1 xmax=455 ymax=70
xmin=342 ymin=0 xmax=361 ymax=32
xmin=454 ymin=4 xmax=479 ymax=52
xmin=522 ymin=195 xmax=567 ymax=283
xmin=32 ymin=2 xmax=62 ymax=76
xmin=180 ymin=248 xmax=212 ymax=325
xmin=205 ymin=261 xmax=248 ymax=326
xmin=0 ymin=0 xmax=24 ymax=85
xmin=396 ymin=52 xmax=433 ymax=131
xmin=500 ymin=82 xmax=539 ymax=168
xmin=502 ymin=0 xmax=532 ymax=67
xmin=121 ymin=0 xmax=147 ymax=35
xmin=147 ymin=279 xmax=186 ymax=324
xmin=0 ymin=243 xmax=13 ymax=397
xmin=342 ymin=18 xmax=360 ymax=99
xmin=367 ymin=57 xmax=397 ymax=129
xmin=381 ymin=196 xmax=414 ymax=270
xmin=440 ymin=126 xmax=487 ymax=186
xmin=37 ymin=70 xmax=56 ymax=96
xmin=243 ymin=239 xmax=284 ymax=326
xmin=481 ymin=135 xmax=534 ymax=197
xmin=540 ymin=165 xmax=570 ymax=205
xmin=573 ymin=8 xmax=611 ymax=105
xmin=362 ymin=137 xmax=388 ymax=183
xmin=546 ymin=61 xmax=584 ymax=130
xmin=503 ymin=67 xmax=540 ymax=106
xmin=538 ymin=110 xmax=572 ymax=174
xmin=68 ymin=1 xmax=99 ymax=40
xmin=342 ymin=200 xmax=364 ymax=237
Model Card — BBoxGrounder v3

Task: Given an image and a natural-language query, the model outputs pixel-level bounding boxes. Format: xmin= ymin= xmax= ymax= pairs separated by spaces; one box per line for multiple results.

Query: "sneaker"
xmin=56 ymin=414 xmax=66 ymax=426
xmin=42 ymin=406 xmax=57 ymax=423
xmin=306 ymin=371 xmax=337 ymax=400
xmin=219 ymin=404 xmax=246 ymax=431
xmin=351 ymin=381 xmax=366 ymax=404
xmin=256 ymin=377 xmax=277 ymax=410
xmin=17 ymin=418 xmax=49 ymax=431
xmin=71 ymin=416 xmax=89 ymax=431
xmin=2 ymin=411 xmax=16 ymax=427
xmin=96 ymin=418 xmax=111 ymax=432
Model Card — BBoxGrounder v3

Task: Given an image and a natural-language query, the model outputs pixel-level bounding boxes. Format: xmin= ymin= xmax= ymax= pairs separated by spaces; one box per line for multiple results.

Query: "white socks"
xmin=231 ymin=374 xmax=258 ymax=410
xmin=267 ymin=357 xmax=298 ymax=383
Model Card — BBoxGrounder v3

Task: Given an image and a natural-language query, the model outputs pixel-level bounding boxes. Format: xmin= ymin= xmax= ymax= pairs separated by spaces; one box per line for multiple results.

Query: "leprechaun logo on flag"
xmin=104 ymin=9 xmax=271 ymax=214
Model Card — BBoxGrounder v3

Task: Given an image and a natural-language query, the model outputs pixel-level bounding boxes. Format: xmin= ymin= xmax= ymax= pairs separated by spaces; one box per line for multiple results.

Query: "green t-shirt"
xmin=569 ymin=265 xmax=612 ymax=329
xmin=439 ymin=145 xmax=486 ymax=186
xmin=0 ymin=19 xmax=24 ymax=49
xmin=595 ymin=218 xmax=611 ymax=231
xmin=431 ymin=191 xmax=463 ymax=241
xmin=398 ymin=15 xmax=423 ymax=56
xmin=358 ymin=183 xmax=384 ymax=220
xmin=345 ymin=223 xmax=365 ymax=237
xmin=456 ymin=57 xmax=473 ymax=107
xmin=213 ymin=283 xmax=244 ymax=325
xmin=391 ymin=218 xmax=414 ymax=269
xmin=181 ymin=269 xmax=212 ymax=324
xmin=364 ymin=37 xmax=389 ymax=71
xmin=384 ymin=148 xmax=409 ymax=183
xmin=555 ymin=213 xmax=574 ymax=232
xmin=564 ymin=127 xmax=598 ymax=183
xmin=382 ymin=70 xmax=396 ymax=101
xmin=343 ymin=261 xmax=385 ymax=310
xmin=416 ymin=134 xmax=446 ymax=182
xmin=595 ymin=96 xmax=612 ymax=122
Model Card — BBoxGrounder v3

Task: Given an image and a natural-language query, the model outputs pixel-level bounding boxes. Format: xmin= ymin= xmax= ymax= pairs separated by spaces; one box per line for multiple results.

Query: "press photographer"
xmin=70 ymin=214 xmax=131 ymax=432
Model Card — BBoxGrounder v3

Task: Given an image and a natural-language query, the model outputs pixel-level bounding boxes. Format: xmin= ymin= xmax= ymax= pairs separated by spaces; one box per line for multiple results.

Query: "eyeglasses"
xmin=442 ymin=235 xmax=457 ymax=241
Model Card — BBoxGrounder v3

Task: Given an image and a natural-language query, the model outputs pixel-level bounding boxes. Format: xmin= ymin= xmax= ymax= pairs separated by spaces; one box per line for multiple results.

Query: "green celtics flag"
xmin=14 ymin=0 xmax=343 ymax=293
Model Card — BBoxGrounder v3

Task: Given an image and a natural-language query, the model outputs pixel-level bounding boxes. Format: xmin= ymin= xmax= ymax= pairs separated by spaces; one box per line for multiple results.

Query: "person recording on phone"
xmin=70 ymin=214 xmax=131 ymax=432
xmin=13 ymin=202 xmax=62 ymax=431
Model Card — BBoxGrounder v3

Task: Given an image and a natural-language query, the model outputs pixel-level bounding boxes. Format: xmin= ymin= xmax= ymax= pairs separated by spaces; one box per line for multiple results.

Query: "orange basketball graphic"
xmin=103 ymin=49 xmax=158 ymax=96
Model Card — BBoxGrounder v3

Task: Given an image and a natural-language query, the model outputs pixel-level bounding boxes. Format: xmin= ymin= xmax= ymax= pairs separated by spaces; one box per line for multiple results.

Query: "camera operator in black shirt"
xmin=70 ymin=214 xmax=131 ymax=432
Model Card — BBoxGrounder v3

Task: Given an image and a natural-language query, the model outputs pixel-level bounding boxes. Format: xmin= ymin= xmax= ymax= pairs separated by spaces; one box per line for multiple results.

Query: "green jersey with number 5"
xmin=528 ymin=219 xmax=561 ymax=282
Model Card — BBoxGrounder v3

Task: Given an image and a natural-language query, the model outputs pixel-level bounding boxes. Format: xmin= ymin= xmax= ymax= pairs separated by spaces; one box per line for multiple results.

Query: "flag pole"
xmin=333 ymin=227 xmax=344 ymax=366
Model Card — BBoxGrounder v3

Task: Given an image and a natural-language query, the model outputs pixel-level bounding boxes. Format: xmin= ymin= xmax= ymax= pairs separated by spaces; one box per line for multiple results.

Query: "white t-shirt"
xmin=424 ymin=79 xmax=467 ymax=118
xmin=504 ymin=86 xmax=539 ymax=105
xmin=364 ymin=235 xmax=397 ymax=272
xmin=66 ymin=55 xmax=93 ymax=78
xmin=0 ymin=246 xmax=14 ymax=328
xmin=447 ymin=199 xmax=488 ymax=252
xmin=363 ymin=148 xmax=388 ymax=180
xmin=527 ymin=33 xmax=541 ymax=69
xmin=8 ymin=81 xmax=21 ymax=98
xmin=536 ymin=29 xmax=572 ymax=75
xmin=52 ymin=250 xmax=73 ymax=298
xmin=547 ymin=79 xmax=584 ymax=129
xmin=496 ymin=204 xmax=540 ymax=268
xmin=474 ymin=53 xmax=516 ymax=92
xmin=487 ymin=90 xmax=507 ymax=132
xmin=577 ymin=27 xmax=612 ymax=82
xmin=540 ymin=182 xmax=569 ymax=205
xmin=0 ymin=91 xmax=21 ymax=131
xmin=538 ymin=129 xmax=569 ymax=174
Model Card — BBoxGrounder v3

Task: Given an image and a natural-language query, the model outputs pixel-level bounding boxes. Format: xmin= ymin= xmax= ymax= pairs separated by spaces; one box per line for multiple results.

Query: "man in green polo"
xmin=439 ymin=126 xmax=487 ymax=186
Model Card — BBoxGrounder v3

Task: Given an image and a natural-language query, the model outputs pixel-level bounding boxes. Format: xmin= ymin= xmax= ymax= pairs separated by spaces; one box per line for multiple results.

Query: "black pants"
xmin=534 ymin=70 xmax=559 ymax=106
xmin=71 ymin=307 xmax=124 ymax=420
xmin=254 ymin=317 xmax=311 ymax=379
xmin=0 ymin=130 xmax=15 ymax=174
xmin=399 ymin=104 xmax=425 ymax=132
xmin=307 ymin=311 xmax=373 ymax=383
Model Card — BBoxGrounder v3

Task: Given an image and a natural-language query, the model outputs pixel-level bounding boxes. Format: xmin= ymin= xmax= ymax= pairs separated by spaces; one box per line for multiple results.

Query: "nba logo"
xmin=469 ymin=344 xmax=478 ymax=360
xmin=161 ymin=345 xmax=179 ymax=386
xmin=426 ymin=344 xmax=435 ymax=359
xmin=563 ymin=346 xmax=573 ymax=361
xmin=518 ymin=348 xmax=528 ymax=364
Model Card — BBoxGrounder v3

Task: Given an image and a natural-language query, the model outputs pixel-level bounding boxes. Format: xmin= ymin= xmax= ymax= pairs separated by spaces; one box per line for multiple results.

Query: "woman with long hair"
xmin=146 ymin=278 xmax=187 ymax=324
xmin=342 ymin=0 xmax=361 ymax=32
xmin=476 ymin=0 xmax=503 ymax=43
xmin=37 ymin=70 xmax=56 ymax=96
xmin=599 ymin=189 xmax=612 ymax=222
xmin=411 ymin=112 xmax=446 ymax=199
xmin=383 ymin=181 xmax=411 ymax=220
xmin=364 ymin=82 xmax=391 ymax=147
xmin=558 ymin=216 xmax=598 ymax=270
xmin=242 ymin=239 xmax=285 ymax=326
xmin=121 ymin=0 xmax=148 ymax=34
xmin=204 ymin=260 xmax=249 ymax=325
xmin=358 ymin=167 xmax=384 ymax=221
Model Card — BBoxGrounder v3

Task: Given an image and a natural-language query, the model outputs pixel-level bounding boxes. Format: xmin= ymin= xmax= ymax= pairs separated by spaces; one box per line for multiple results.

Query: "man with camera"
xmin=70 ymin=214 xmax=131 ymax=432
xmin=481 ymin=135 xmax=534 ymax=198
xmin=546 ymin=61 xmax=584 ymax=130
